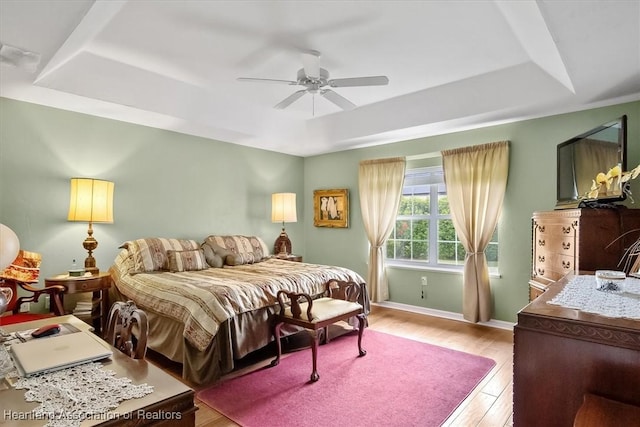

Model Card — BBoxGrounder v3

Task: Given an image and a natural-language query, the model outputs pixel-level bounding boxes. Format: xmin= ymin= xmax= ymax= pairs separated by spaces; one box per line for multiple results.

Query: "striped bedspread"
xmin=109 ymin=250 xmax=365 ymax=351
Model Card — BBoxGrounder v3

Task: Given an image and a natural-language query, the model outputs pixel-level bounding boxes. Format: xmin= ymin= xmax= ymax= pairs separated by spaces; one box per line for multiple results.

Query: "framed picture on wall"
xmin=313 ymin=189 xmax=349 ymax=228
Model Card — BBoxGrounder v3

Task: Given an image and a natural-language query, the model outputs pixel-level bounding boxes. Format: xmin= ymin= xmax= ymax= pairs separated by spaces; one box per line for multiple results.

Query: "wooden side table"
xmin=44 ymin=272 xmax=112 ymax=336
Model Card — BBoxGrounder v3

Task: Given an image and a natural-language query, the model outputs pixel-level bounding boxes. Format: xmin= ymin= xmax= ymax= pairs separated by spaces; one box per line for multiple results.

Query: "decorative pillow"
xmin=225 ymin=251 xmax=261 ymax=266
xmin=167 ymin=249 xmax=208 ymax=272
xmin=200 ymin=242 xmax=226 ymax=268
xmin=203 ymin=235 xmax=269 ymax=265
xmin=121 ymin=238 xmax=200 ymax=273
xmin=254 ymin=236 xmax=271 ymax=259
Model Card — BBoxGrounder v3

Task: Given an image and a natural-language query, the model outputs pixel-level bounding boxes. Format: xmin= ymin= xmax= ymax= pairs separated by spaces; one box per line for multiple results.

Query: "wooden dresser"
xmin=513 ymin=274 xmax=640 ymax=426
xmin=530 ymin=208 xmax=640 ymax=300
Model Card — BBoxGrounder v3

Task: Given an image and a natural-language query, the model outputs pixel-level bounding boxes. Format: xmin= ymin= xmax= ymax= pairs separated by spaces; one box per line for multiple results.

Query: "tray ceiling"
xmin=1 ymin=1 xmax=638 ymax=156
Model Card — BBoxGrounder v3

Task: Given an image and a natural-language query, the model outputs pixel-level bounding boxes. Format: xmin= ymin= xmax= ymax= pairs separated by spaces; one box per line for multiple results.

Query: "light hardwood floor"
xmin=148 ymin=305 xmax=515 ymax=427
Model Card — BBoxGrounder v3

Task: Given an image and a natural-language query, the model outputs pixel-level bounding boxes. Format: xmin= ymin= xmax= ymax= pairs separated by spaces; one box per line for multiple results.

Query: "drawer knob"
xmin=562 ymin=260 xmax=571 ymax=269
xmin=538 ymin=255 xmax=545 ymax=262
xmin=538 ymin=225 xmax=546 ymax=233
xmin=562 ymin=242 xmax=571 ymax=250
xmin=562 ymin=226 xmax=571 ymax=234
xmin=538 ymin=239 xmax=545 ymax=246
xmin=537 ymin=268 xmax=545 ymax=275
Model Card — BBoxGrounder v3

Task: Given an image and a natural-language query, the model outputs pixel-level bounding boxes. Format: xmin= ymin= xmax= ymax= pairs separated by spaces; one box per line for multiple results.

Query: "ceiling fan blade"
xmin=329 ymin=76 xmax=389 ymax=87
xmin=237 ymin=77 xmax=298 ymax=85
xmin=274 ymin=90 xmax=307 ymax=109
xmin=301 ymin=50 xmax=320 ymax=79
xmin=320 ymin=89 xmax=356 ymax=110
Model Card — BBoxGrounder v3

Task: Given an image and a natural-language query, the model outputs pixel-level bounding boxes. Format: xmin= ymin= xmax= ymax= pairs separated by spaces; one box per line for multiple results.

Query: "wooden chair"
xmin=105 ymin=300 xmax=149 ymax=359
xmin=271 ymin=279 xmax=367 ymax=382
xmin=0 ymin=250 xmax=65 ymax=325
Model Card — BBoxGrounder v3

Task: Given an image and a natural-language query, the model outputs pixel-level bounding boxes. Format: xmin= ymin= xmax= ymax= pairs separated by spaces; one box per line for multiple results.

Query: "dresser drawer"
xmin=534 ymin=235 xmax=576 ymax=255
xmin=534 ymin=221 xmax=577 ymax=239
xmin=534 ymin=249 xmax=575 ymax=269
xmin=533 ymin=265 xmax=572 ymax=282
xmin=533 ymin=251 xmax=575 ymax=280
xmin=528 ymin=280 xmax=547 ymax=301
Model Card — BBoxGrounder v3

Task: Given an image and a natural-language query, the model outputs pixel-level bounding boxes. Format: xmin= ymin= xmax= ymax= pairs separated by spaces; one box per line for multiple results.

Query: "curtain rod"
xmin=406 ymin=151 xmax=441 ymax=160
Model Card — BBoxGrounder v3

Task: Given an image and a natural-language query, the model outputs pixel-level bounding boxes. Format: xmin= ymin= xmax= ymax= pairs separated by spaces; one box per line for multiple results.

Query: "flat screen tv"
xmin=556 ymin=115 xmax=627 ymax=209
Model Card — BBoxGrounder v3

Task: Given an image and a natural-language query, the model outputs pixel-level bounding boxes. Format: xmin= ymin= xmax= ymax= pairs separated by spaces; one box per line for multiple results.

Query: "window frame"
xmin=385 ymin=166 xmax=499 ymax=274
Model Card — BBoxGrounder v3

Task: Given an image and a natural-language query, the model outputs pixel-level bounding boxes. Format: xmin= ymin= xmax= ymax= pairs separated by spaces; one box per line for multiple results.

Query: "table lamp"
xmin=271 ymin=193 xmax=297 ymax=256
xmin=67 ymin=178 xmax=114 ymax=275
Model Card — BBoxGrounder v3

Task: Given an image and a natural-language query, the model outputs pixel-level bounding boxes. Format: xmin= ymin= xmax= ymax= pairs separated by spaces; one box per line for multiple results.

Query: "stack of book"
xmin=73 ymin=301 xmax=93 ymax=318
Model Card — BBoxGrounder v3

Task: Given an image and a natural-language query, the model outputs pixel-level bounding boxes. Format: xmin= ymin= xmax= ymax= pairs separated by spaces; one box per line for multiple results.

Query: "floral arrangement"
xmin=585 ymin=164 xmax=640 ymax=202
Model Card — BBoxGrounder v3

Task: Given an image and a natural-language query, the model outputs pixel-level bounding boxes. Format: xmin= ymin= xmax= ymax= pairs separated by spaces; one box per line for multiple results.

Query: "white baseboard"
xmin=373 ymin=301 xmax=515 ymax=331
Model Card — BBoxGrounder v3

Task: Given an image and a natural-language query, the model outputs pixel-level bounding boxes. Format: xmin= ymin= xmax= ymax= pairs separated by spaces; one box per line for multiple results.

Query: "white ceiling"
xmin=1 ymin=1 xmax=639 ymax=157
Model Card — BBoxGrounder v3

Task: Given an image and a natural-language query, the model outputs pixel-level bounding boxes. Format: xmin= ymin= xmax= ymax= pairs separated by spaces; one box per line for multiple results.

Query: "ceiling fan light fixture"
xmin=237 ymin=50 xmax=389 ymax=113
xmin=297 ymin=67 xmax=329 ymax=86
xmin=301 ymin=50 xmax=321 ymax=79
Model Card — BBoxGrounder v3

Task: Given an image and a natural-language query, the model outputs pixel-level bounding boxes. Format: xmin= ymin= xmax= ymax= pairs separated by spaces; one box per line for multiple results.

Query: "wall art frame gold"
xmin=313 ymin=189 xmax=349 ymax=228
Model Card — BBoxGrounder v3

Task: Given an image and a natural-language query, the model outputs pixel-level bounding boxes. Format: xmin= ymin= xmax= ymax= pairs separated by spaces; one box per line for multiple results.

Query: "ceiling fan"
xmin=237 ymin=50 xmax=389 ymax=111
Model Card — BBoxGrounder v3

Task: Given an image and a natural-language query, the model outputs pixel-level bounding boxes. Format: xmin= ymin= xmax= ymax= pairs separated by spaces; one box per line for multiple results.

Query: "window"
xmin=386 ymin=166 xmax=499 ymax=271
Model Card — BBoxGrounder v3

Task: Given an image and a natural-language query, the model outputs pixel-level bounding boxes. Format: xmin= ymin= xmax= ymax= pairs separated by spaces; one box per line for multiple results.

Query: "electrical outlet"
xmin=421 ymin=276 xmax=428 ymax=299
xmin=19 ymin=302 xmax=30 ymax=313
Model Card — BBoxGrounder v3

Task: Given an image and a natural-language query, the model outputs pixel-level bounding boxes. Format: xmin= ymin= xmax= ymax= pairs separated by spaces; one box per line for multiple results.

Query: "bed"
xmin=109 ymin=236 xmax=367 ymax=385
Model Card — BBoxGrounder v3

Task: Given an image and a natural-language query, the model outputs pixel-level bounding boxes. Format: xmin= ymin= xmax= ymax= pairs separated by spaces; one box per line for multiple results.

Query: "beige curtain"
xmin=358 ymin=157 xmax=406 ymax=302
xmin=441 ymin=141 xmax=509 ymax=322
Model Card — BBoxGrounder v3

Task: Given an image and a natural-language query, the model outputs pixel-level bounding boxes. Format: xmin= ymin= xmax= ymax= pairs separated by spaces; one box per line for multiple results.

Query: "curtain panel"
xmin=442 ymin=141 xmax=509 ymax=322
xmin=358 ymin=157 xmax=406 ymax=302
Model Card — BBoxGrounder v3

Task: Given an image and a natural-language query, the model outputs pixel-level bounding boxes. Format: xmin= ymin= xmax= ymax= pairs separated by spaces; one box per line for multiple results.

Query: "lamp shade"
xmin=67 ymin=178 xmax=114 ymax=223
xmin=271 ymin=193 xmax=297 ymax=223
xmin=0 ymin=223 xmax=20 ymax=270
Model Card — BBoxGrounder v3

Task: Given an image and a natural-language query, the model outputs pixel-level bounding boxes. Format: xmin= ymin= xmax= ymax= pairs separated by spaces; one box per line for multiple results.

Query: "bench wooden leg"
xmin=357 ymin=314 xmax=367 ymax=357
xmin=270 ymin=321 xmax=284 ymax=367
xmin=309 ymin=329 xmax=321 ymax=382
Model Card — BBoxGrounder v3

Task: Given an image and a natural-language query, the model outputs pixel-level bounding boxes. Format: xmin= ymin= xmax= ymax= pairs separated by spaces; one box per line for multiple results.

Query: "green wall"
xmin=0 ymin=98 xmax=304 ymax=289
xmin=303 ymin=101 xmax=640 ymax=322
xmin=2 ymin=97 xmax=638 ymax=322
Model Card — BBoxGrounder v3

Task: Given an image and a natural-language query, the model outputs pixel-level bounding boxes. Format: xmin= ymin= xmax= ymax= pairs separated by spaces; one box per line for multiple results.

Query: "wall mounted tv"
xmin=556 ymin=115 xmax=627 ymax=209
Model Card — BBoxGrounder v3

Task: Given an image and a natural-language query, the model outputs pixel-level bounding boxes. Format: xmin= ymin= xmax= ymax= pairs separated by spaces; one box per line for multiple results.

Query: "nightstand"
xmin=44 ymin=272 xmax=112 ymax=336
xmin=275 ymin=254 xmax=303 ymax=262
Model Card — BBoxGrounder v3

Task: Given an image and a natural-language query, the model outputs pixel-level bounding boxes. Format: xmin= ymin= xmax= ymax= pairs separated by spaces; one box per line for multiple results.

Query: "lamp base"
xmin=82 ymin=228 xmax=99 ymax=276
xmin=274 ymin=231 xmax=292 ymax=256
xmin=84 ymin=265 xmax=99 ymax=275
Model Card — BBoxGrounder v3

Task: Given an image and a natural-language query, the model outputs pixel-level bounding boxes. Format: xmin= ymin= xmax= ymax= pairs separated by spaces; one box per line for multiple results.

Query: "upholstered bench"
xmin=270 ymin=279 xmax=367 ymax=382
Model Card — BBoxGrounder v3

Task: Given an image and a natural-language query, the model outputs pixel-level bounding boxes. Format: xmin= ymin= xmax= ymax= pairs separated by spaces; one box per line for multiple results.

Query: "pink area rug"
xmin=197 ymin=329 xmax=496 ymax=427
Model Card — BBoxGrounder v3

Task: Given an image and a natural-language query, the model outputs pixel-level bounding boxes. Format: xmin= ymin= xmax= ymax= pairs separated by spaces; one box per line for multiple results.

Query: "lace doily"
xmin=548 ymin=275 xmax=640 ymax=319
xmin=13 ymin=362 xmax=154 ymax=427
